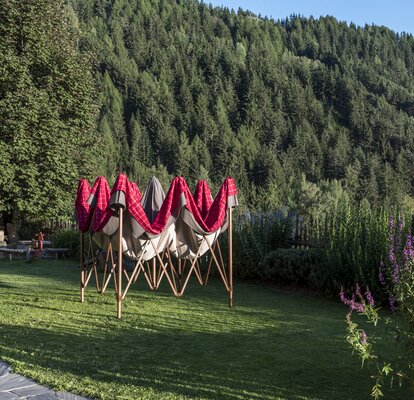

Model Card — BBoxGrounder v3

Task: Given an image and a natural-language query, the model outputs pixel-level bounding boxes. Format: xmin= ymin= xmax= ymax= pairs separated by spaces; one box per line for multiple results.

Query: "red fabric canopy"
xmin=111 ymin=174 xmax=184 ymax=235
xmin=75 ymin=179 xmax=92 ymax=233
xmin=89 ymin=176 xmax=112 ymax=233
xmin=75 ymin=174 xmax=237 ymax=235
xmin=182 ymin=176 xmax=237 ymax=233
xmin=193 ymin=180 xmax=213 ymax=219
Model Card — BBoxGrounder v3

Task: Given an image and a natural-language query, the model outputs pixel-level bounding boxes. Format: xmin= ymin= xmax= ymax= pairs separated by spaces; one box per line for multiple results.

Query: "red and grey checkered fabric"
xmin=76 ymin=174 xmax=237 ymax=235
xmin=129 ymin=181 xmax=142 ymax=201
xmin=181 ymin=177 xmax=237 ymax=233
xmin=75 ymin=179 xmax=92 ymax=233
xmin=111 ymin=174 xmax=185 ymax=234
xmin=193 ymin=180 xmax=213 ymax=219
xmin=89 ymin=176 xmax=112 ymax=233
xmin=111 ymin=173 xmax=152 ymax=230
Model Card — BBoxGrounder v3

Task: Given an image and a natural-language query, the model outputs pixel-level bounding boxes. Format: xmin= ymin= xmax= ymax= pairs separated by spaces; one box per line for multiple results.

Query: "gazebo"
xmin=75 ymin=174 xmax=238 ymax=319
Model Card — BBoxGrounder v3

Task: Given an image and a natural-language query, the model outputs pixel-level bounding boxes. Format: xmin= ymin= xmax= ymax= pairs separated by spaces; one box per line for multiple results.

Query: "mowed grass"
xmin=0 ymin=260 xmax=412 ymax=400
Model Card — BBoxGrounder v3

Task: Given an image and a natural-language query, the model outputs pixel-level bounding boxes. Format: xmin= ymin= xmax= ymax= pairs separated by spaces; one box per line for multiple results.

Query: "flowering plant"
xmin=341 ymin=213 xmax=414 ymax=399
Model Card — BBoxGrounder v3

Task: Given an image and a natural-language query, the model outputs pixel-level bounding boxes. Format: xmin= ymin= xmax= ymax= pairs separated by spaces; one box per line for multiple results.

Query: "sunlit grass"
xmin=0 ymin=260 xmax=411 ymax=400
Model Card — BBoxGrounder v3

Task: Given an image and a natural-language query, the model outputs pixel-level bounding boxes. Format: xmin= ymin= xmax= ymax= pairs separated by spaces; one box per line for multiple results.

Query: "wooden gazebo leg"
xmin=179 ymin=243 xmax=205 ymax=296
xmin=80 ymin=232 xmax=85 ymax=302
xmin=152 ymin=258 xmax=157 ymax=289
xmin=228 ymin=207 xmax=233 ymax=308
xmin=178 ymin=259 xmax=182 ymax=293
xmin=117 ymin=207 xmax=123 ymax=319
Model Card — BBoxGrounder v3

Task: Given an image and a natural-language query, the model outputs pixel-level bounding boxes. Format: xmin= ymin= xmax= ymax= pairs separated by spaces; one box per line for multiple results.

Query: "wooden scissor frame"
xmin=79 ymin=207 xmax=234 ymax=318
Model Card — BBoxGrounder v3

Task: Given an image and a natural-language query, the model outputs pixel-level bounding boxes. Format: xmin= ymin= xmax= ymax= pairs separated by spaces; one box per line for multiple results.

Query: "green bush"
xmin=231 ymin=205 xmax=408 ymax=295
xmin=51 ymin=229 xmax=80 ymax=258
xmin=260 ymin=248 xmax=322 ymax=285
xmin=233 ymin=210 xmax=293 ymax=279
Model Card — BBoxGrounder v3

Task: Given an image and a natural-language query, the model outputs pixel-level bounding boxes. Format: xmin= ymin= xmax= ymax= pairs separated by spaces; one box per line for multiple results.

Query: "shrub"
xmin=309 ymin=204 xmax=392 ymax=295
xmin=233 ymin=210 xmax=293 ymax=279
xmin=51 ymin=229 xmax=80 ymax=258
xmin=260 ymin=248 xmax=322 ymax=285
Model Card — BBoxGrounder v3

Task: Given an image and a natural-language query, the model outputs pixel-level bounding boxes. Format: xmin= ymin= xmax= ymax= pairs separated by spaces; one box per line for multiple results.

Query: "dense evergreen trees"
xmin=67 ymin=0 xmax=414 ymax=210
xmin=0 ymin=0 xmax=101 ymax=222
xmin=4 ymin=0 xmax=414 ymax=221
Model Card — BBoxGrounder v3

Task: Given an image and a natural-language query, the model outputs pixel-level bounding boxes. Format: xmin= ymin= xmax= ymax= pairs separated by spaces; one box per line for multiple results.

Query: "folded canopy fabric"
xmin=193 ymin=180 xmax=213 ymax=219
xmin=116 ymin=176 xmax=173 ymax=261
xmin=109 ymin=173 xmax=176 ymax=236
xmin=183 ymin=177 xmax=237 ymax=234
xmin=141 ymin=176 xmax=165 ymax=224
xmin=75 ymin=179 xmax=92 ymax=233
xmin=88 ymin=176 xmax=112 ymax=233
xmin=169 ymin=178 xmax=237 ymax=258
xmin=75 ymin=174 xmax=238 ymax=259
xmin=108 ymin=174 xmax=237 ymax=236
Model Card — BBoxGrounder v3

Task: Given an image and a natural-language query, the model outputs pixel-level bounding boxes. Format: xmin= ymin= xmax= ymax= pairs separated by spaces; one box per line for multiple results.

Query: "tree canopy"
xmin=0 ymin=0 xmax=101 ymax=222
xmin=64 ymin=0 xmax=414 ymax=211
xmin=3 ymin=0 xmax=414 ymax=223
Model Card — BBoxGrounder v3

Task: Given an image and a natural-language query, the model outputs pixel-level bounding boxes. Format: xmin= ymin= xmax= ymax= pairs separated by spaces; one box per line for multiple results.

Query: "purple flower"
xmin=378 ymin=260 xmax=386 ymax=286
xmin=355 ymin=283 xmax=362 ymax=300
xmin=340 ymin=288 xmax=365 ymax=313
xmin=389 ymin=295 xmax=397 ymax=313
xmin=360 ymin=330 xmax=368 ymax=345
xmin=348 ymin=294 xmax=356 ymax=310
xmin=389 ymin=248 xmax=396 ymax=266
xmin=397 ymin=214 xmax=403 ymax=253
xmin=403 ymin=234 xmax=414 ymax=266
xmin=349 ymin=294 xmax=364 ymax=313
xmin=365 ymin=288 xmax=375 ymax=306
xmin=356 ymin=302 xmax=366 ymax=313
xmin=339 ymin=289 xmax=347 ymax=305
xmin=392 ymin=262 xmax=400 ymax=284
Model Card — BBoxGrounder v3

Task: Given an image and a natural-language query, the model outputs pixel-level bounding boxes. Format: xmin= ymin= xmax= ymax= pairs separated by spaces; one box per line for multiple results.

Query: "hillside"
xmin=68 ymin=0 xmax=414 ymax=209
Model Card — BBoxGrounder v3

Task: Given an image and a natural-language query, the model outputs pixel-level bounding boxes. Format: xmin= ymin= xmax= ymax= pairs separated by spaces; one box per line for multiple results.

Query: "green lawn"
xmin=0 ymin=260 xmax=411 ymax=400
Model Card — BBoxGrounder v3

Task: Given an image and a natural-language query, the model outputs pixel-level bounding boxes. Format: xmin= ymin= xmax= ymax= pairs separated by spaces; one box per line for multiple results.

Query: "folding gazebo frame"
xmin=79 ymin=233 xmax=102 ymax=302
xmin=78 ymin=178 xmax=235 ymax=319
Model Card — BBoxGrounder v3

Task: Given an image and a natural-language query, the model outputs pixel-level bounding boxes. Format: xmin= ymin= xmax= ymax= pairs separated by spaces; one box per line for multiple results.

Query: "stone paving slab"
xmin=0 ymin=392 xmax=20 ymax=400
xmin=29 ymin=393 xmax=60 ymax=400
xmin=0 ymin=374 xmax=36 ymax=391
xmin=12 ymin=384 xmax=51 ymax=397
xmin=0 ymin=362 xmax=90 ymax=400
xmin=0 ymin=365 xmax=11 ymax=377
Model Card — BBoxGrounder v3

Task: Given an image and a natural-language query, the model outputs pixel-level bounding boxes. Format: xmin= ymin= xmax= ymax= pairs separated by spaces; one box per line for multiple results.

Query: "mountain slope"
xmin=67 ymin=0 xmax=414 ymax=209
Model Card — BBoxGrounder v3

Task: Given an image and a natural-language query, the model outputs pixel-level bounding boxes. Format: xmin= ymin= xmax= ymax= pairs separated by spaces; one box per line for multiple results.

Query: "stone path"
xmin=0 ymin=361 xmax=89 ymax=400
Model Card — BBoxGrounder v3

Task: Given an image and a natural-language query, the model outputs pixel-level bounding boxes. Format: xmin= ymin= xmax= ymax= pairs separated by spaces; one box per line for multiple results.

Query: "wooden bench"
xmin=0 ymin=248 xmax=29 ymax=261
xmin=18 ymin=240 xmax=52 ymax=247
xmin=44 ymin=248 xmax=69 ymax=260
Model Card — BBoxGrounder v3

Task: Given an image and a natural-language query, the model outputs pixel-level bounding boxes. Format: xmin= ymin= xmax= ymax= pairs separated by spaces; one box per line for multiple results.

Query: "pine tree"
xmin=64 ymin=1 xmax=414 ymax=210
xmin=100 ymin=72 xmax=129 ymax=172
xmin=0 ymin=0 xmax=99 ymax=221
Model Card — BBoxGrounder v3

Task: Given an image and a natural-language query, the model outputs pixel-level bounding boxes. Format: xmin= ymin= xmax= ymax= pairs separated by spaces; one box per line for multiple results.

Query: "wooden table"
xmin=0 ymin=248 xmax=29 ymax=261
xmin=44 ymin=248 xmax=69 ymax=260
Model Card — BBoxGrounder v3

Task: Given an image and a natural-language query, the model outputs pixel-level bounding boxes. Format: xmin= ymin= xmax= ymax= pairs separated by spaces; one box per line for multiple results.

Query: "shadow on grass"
xmin=0 ymin=321 xmax=340 ymax=400
xmin=0 ymin=261 xmax=413 ymax=400
xmin=0 ymin=281 xmax=18 ymax=289
xmin=0 ymin=259 xmax=79 ymax=282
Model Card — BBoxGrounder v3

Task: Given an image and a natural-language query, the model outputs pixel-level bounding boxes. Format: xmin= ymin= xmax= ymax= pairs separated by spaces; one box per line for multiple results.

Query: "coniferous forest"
xmin=70 ymin=0 xmax=414 ymax=211
xmin=3 ymin=0 xmax=414 ymax=219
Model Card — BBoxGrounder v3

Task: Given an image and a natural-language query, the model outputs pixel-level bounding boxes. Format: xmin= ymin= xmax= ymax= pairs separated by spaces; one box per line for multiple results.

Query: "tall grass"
xmin=232 ymin=209 xmax=292 ymax=279
xmin=309 ymin=205 xmax=390 ymax=294
xmin=232 ymin=205 xmax=410 ymax=295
